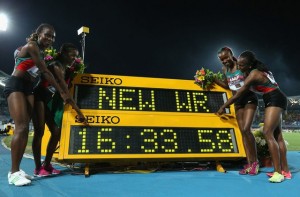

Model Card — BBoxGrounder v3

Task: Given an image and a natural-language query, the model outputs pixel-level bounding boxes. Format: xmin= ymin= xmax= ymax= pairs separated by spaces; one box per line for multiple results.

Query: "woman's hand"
xmin=216 ymin=106 xmax=226 ymax=116
xmin=60 ymin=92 xmax=72 ymax=104
xmin=76 ymin=113 xmax=88 ymax=125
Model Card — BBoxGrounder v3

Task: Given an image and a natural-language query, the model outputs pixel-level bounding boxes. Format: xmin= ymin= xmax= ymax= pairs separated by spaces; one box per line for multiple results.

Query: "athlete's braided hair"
xmin=238 ymin=51 xmax=270 ymax=73
xmin=26 ymin=23 xmax=54 ymax=42
xmin=59 ymin=43 xmax=78 ymax=54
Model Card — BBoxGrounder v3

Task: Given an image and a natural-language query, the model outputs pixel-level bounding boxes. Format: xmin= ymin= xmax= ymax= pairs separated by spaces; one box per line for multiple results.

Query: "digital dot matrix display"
xmin=69 ymin=126 xmax=238 ymax=154
xmin=75 ymin=84 xmax=227 ymax=113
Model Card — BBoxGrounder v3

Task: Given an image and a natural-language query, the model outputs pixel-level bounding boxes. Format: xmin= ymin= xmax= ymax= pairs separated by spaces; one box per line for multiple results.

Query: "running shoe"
xmin=248 ymin=161 xmax=259 ymax=175
xmin=33 ymin=166 xmax=51 ymax=177
xmin=8 ymin=169 xmax=33 ymax=180
xmin=268 ymin=172 xmax=284 ymax=183
xmin=239 ymin=164 xmax=251 ymax=175
xmin=267 ymin=171 xmax=292 ymax=179
xmin=8 ymin=171 xmax=31 ymax=186
xmin=20 ymin=169 xmax=34 ymax=180
xmin=44 ymin=164 xmax=61 ymax=175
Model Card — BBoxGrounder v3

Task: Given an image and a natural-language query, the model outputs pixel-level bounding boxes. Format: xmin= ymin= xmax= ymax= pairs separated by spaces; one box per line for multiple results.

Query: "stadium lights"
xmin=77 ymin=26 xmax=89 ymax=62
xmin=0 ymin=13 xmax=8 ymax=31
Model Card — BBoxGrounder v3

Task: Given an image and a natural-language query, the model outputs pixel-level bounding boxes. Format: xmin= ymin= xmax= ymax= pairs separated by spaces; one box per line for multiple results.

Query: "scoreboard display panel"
xmin=53 ymin=73 xmax=245 ymax=162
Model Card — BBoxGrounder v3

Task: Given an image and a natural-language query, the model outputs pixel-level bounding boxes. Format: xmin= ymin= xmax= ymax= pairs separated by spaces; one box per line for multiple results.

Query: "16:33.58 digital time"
xmin=68 ymin=126 xmax=238 ymax=155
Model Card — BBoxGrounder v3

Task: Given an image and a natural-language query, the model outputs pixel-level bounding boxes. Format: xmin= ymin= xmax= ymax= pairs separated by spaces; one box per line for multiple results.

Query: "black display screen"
xmin=69 ymin=126 xmax=238 ymax=154
xmin=75 ymin=85 xmax=228 ymax=113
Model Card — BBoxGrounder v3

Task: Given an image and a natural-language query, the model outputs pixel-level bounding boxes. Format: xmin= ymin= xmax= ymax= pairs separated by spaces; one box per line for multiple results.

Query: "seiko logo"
xmin=80 ymin=76 xmax=122 ymax=85
xmin=75 ymin=115 xmax=120 ymax=124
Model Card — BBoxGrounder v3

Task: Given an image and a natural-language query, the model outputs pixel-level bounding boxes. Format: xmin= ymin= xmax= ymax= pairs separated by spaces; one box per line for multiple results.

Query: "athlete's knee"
xmin=240 ymin=126 xmax=252 ymax=135
xmin=262 ymin=128 xmax=274 ymax=140
xmin=14 ymin=123 xmax=29 ymax=134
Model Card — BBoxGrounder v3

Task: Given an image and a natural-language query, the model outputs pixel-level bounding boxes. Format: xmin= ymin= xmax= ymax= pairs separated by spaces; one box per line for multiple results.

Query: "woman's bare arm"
xmin=51 ymin=64 xmax=86 ymax=123
xmin=214 ymin=66 xmax=229 ymax=89
xmin=24 ymin=42 xmax=70 ymax=102
xmin=216 ymin=70 xmax=259 ymax=115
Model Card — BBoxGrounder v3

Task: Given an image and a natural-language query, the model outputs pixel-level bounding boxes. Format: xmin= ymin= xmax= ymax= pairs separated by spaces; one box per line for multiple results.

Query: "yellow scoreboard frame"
xmin=43 ymin=73 xmax=246 ymax=162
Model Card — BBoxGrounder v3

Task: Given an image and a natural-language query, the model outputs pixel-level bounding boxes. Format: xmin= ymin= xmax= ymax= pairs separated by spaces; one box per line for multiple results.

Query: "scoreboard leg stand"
xmin=84 ymin=163 xmax=90 ymax=177
xmin=216 ymin=160 xmax=226 ymax=173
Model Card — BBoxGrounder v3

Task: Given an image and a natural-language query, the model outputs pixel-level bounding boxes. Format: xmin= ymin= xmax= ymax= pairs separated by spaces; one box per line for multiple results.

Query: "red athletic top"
xmin=250 ymin=70 xmax=279 ymax=95
xmin=14 ymin=46 xmax=43 ymax=78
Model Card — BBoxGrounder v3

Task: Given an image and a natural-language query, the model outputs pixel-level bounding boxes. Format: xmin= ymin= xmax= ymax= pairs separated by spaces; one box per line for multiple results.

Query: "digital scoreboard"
xmin=48 ymin=73 xmax=245 ymax=162
xmin=69 ymin=126 xmax=237 ymax=154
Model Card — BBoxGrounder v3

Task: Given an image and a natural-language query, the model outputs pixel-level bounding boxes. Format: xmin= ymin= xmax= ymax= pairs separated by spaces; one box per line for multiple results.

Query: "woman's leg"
xmin=274 ymin=122 xmax=289 ymax=172
xmin=236 ymin=103 xmax=257 ymax=164
xmin=44 ymin=106 xmax=61 ymax=166
xmin=242 ymin=103 xmax=258 ymax=163
xmin=7 ymin=92 xmax=34 ymax=173
xmin=263 ymin=107 xmax=283 ymax=173
xmin=235 ymin=108 xmax=251 ymax=164
xmin=32 ymin=100 xmax=46 ymax=170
